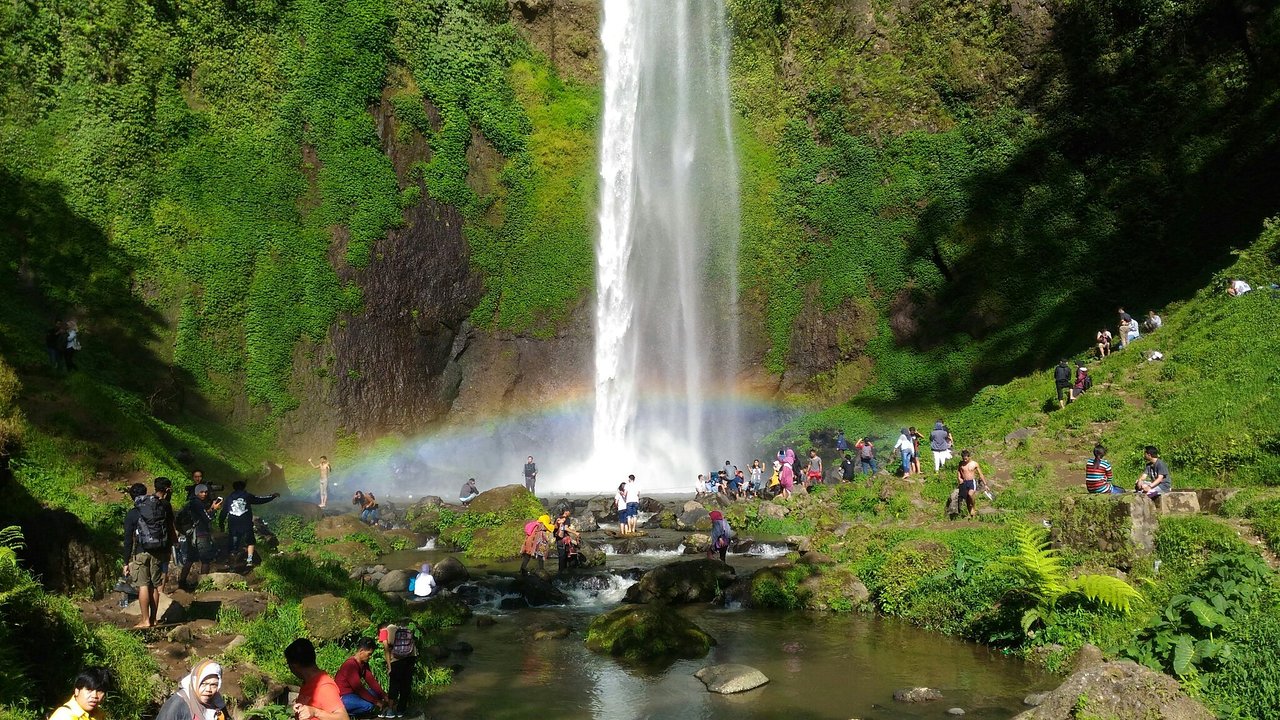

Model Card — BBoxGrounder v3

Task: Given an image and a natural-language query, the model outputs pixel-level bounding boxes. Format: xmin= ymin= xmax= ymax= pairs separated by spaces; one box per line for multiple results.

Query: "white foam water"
xmin=558 ymin=574 xmax=640 ymax=607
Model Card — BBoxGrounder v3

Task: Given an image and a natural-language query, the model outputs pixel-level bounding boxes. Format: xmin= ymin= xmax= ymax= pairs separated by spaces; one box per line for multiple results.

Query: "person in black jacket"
xmin=218 ymin=480 xmax=279 ymax=568
xmin=1054 ymin=359 xmax=1072 ymax=409
xmin=178 ymin=484 xmax=222 ymax=590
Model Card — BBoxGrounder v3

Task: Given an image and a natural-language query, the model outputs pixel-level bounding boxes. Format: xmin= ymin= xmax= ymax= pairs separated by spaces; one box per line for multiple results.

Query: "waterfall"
xmin=593 ymin=0 xmax=741 ymax=480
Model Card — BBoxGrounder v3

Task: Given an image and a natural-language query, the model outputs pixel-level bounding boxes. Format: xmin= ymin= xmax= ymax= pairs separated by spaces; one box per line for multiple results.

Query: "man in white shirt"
xmin=624 ymin=474 xmax=640 ymax=534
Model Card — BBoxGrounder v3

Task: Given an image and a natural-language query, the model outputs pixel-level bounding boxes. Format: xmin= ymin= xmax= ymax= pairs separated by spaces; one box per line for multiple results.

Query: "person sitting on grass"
xmin=335 ymin=638 xmax=391 ymax=718
xmin=1096 ymin=329 xmax=1112 ymax=358
xmin=1135 ymin=445 xmax=1172 ymax=498
xmin=1084 ymin=444 xmax=1123 ymax=494
xmin=49 ymin=667 xmax=112 ymax=720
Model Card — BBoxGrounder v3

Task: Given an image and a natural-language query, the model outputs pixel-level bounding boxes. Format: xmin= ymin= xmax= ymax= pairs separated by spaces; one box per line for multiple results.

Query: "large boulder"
xmin=510 ymin=574 xmax=570 ymax=607
xmin=577 ymin=540 xmax=607 ymax=567
xmin=464 ymin=484 xmax=542 ymax=516
xmin=756 ymin=502 xmax=790 ymax=520
xmin=314 ymin=514 xmax=373 ymax=542
xmin=1052 ymin=495 xmax=1155 ymax=569
xmin=623 ymin=559 xmax=736 ymax=604
xmin=798 ymin=567 xmax=869 ymax=611
xmin=201 ymin=572 xmax=248 ymax=590
xmin=585 ymin=497 xmax=614 ymax=523
xmin=1155 ymin=491 xmax=1201 ymax=515
xmin=677 ymin=508 xmax=711 ymax=531
xmin=639 ymin=497 xmax=665 ymax=513
xmin=433 ymin=556 xmax=470 ymax=587
xmin=585 ymin=604 xmax=716 ymax=661
xmin=300 ymin=593 xmax=367 ymax=641
xmin=683 ymin=534 xmax=712 ymax=554
xmin=377 ymin=569 xmax=413 ymax=594
xmin=695 ymin=664 xmax=769 ymax=694
xmin=1012 ymin=661 xmax=1213 ymax=720
xmin=894 ymin=687 xmax=943 ymax=703
xmin=575 ymin=513 xmax=599 ymax=532
xmin=642 ymin=510 xmax=677 ymax=530
xmin=190 ymin=589 xmax=269 ymax=622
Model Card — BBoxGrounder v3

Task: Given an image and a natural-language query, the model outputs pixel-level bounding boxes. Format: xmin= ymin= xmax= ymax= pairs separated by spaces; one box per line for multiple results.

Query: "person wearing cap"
xmin=178 ymin=483 xmax=222 ymax=591
xmin=156 ymin=659 xmax=228 ymax=720
xmin=708 ymin=510 xmax=734 ymax=562
xmin=287 ymin=638 xmax=349 ymax=720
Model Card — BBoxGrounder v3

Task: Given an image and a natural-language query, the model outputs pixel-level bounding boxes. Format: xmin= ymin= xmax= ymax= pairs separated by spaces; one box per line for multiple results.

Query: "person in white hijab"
xmin=156 ymin=659 xmax=227 ymax=720
xmin=413 ymin=563 xmax=436 ymax=598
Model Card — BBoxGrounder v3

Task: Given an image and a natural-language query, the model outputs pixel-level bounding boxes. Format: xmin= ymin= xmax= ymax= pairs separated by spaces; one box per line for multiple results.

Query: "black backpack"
xmin=135 ymin=495 xmax=169 ymax=551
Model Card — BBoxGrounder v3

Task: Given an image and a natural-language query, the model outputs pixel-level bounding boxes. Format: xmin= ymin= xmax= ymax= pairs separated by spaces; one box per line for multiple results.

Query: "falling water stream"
xmin=593 ymin=0 xmax=742 ymax=479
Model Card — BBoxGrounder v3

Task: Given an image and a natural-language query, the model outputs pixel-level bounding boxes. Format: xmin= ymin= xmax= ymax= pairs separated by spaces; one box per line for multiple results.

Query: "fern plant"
xmin=1000 ymin=521 xmax=1143 ymax=636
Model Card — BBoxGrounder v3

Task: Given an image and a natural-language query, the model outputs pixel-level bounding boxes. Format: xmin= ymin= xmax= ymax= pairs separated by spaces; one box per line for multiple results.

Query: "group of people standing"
xmin=519 ymin=509 xmax=581 ymax=574
xmin=44 ymin=320 xmax=83 ymax=371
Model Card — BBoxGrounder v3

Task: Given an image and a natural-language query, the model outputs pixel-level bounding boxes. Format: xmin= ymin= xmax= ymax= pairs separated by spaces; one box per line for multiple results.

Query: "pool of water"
xmin=426 ymin=605 xmax=1053 ymax=719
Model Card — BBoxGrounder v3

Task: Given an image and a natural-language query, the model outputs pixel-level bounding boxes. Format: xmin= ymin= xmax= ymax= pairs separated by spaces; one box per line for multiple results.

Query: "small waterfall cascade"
xmin=593 ymin=0 xmax=741 ymax=478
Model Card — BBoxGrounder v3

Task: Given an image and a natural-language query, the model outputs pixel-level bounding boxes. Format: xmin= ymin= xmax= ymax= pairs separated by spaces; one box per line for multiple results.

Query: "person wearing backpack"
xmin=379 ymin=621 xmax=418 ymax=718
xmin=123 ymin=479 xmax=176 ymax=628
xmin=1054 ymin=359 xmax=1072 ymax=409
xmin=854 ymin=437 xmax=877 ymax=475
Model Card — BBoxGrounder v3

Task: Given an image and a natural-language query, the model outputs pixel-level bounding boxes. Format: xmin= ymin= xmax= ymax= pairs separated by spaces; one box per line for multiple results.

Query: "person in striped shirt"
xmin=1085 ymin=445 xmax=1123 ymax=494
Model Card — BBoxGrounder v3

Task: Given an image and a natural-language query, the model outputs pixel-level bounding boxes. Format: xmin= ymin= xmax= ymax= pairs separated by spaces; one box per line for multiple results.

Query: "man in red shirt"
xmin=336 ymin=638 xmax=390 ymax=717
xmin=286 ymin=638 xmax=350 ymax=720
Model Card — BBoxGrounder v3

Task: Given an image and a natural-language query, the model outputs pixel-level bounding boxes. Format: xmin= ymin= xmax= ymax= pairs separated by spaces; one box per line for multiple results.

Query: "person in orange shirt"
xmin=286 ymin=638 xmax=349 ymax=720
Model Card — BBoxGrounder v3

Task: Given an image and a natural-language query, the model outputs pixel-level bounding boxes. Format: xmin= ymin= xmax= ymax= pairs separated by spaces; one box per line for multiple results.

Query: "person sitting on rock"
xmin=412 ymin=563 xmax=436 ymax=598
xmin=1135 ymin=445 xmax=1172 ymax=498
xmin=335 ymin=637 xmax=390 ymax=718
xmin=156 ymin=660 xmax=228 ymax=720
xmin=458 ymin=478 xmax=479 ymax=505
xmin=1084 ymin=444 xmax=1123 ymax=494
xmin=1096 ymin=328 xmax=1112 ymax=358
xmin=49 ymin=667 xmax=112 ymax=720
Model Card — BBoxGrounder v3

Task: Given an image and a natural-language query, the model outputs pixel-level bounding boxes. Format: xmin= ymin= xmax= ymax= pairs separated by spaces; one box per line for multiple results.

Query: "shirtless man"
xmin=956 ymin=450 xmax=987 ymax=518
xmin=308 ymin=456 xmax=331 ymax=508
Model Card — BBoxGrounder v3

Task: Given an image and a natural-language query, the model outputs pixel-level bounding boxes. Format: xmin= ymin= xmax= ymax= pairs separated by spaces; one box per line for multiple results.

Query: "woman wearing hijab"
xmin=412 ymin=563 xmax=436 ymax=598
xmin=156 ymin=659 xmax=228 ymax=720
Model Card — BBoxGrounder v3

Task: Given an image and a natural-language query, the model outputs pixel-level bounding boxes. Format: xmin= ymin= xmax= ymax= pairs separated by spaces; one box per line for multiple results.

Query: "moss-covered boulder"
xmin=300 ymin=593 xmax=367 ymax=641
xmin=315 ymin=514 xmax=371 ymax=541
xmin=1052 ymin=495 xmax=1155 ymax=569
xmin=302 ymin=540 xmax=378 ymax=569
xmin=459 ymin=525 xmax=524 ymax=562
xmin=1012 ymin=661 xmax=1212 ymax=720
xmin=405 ymin=504 xmax=442 ymax=536
xmin=465 ymin=484 xmax=543 ymax=516
xmin=259 ymin=499 xmax=324 ymax=523
xmin=436 ymin=485 xmax=545 ymax=561
xmin=798 ymin=567 xmax=869 ymax=612
xmin=585 ymin=604 xmax=716 ymax=661
xmin=623 ymin=559 xmax=736 ymax=604
xmin=410 ymin=594 xmax=472 ymax=628
xmin=748 ymin=563 xmax=818 ymax=609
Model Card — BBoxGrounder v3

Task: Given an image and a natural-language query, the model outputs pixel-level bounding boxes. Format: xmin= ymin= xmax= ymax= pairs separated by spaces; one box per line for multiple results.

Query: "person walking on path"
xmin=523 ymin=455 xmax=538 ymax=494
xmin=63 ymin=320 xmax=82 ymax=371
xmin=835 ymin=430 xmax=849 ymax=453
xmin=177 ymin=484 xmax=221 ymax=591
xmin=218 ymin=480 xmax=279 ymax=568
xmin=956 ymin=450 xmax=987 ymax=518
xmin=335 ymin=638 xmax=390 ymax=718
xmin=48 ymin=668 xmax=112 ymax=720
xmin=1085 ymin=444 xmax=1122 ymax=494
xmin=286 ymin=639 xmax=349 ymax=720
xmin=855 ymin=437 xmax=877 ymax=475
xmin=308 ymin=456 xmax=332 ymax=509
xmin=1054 ymin=359 xmax=1072 ymax=409
xmin=893 ymin=429 xmax=915 ymax=479
xmin=1135 ymin=445 xmax=1172 ymax=497
xmin=156 ymin=660 xmax=228 ymax=720
xmin=45 ymin=322 xmax=66 ymax=371
xmin=779 ymin=461 xmax=795 ymax=499
xmin=929 ymin=421 xmax=953 ymax=473
xmin=123 ymin=480 xmax=176 ymax=628
xmin=708 ymin=510 xmax=733 ymax=562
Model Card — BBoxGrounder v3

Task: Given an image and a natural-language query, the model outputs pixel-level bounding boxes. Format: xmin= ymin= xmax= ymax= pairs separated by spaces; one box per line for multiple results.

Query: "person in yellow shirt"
xmin=48 ymin=668 xmax=111 ymax=720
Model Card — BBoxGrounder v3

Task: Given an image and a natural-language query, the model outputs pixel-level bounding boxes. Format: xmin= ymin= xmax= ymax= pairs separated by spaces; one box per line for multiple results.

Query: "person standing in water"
xmin=523 ymin=455 xmax=538 ymax=494
xmin=308 ymin=456 xmax=331 ymax=509
xmin=708 ymin=510 xmax=733 ymax=562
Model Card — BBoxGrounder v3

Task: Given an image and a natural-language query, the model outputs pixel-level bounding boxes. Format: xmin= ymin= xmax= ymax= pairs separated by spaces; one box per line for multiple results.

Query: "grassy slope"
xmin=741 ymin=220 xmax=1280 ymax=718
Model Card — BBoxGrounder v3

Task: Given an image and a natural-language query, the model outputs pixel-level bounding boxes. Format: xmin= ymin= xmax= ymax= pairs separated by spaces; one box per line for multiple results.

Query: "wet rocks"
xmin=756 ymin=502 xmax=790 ymax=520
xmin=623 ymin=558 xmax=735 ymax=604
xmin=510 ymin=573 xmax=569 ymax=607
xmin=377 ymin=569 xmax=413 ymax=594
xmin=894 ymin=687 xmax=943 ymax=703
xmin=314 ymin=514 xmax=371 ymax=541
xmin=1012 ymin=661 xmax=1212 ymax=719
xmin=576 ymin=540 xmax=607 ymax=567
xmin=585 ymin=604 xmax=716 ymax=661
xmin=190 ymin=589 xmax=269 ymax=622
xmin=677 ymin=508 xmax=711 ymax=531
xmin=433 ymin=556 xmax=469 ymax=587
xmin=694 ymin=664 xmax=769 ymax=694
xmin=682 ymin=533 xmax=711 ymax=554
xmin=532 ymin=622 xmax=572 ymax=640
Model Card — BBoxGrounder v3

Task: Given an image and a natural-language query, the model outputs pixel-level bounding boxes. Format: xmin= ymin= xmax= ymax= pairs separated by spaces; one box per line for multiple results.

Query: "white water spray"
xmin=593 ymin=0 xmax=741 ymax=479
